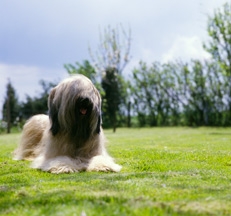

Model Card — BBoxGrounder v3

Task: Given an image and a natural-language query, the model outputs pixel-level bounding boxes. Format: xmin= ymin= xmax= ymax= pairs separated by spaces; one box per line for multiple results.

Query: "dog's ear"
xmin=95 ymin=95 xmax=102 ymax=134
xmin=96 ymin=114 xmax=101 ymax=134
xmin=48 ymin=88 xmax=60 ymax=136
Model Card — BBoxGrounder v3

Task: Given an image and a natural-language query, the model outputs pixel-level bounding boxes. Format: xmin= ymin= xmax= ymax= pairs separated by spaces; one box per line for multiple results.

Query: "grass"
xmin=0 ymin=127 xmax=231 ymax=215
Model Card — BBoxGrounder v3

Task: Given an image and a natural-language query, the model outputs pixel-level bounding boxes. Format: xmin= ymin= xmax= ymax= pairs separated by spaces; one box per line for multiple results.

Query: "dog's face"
xmin=48 ymin=75 xmax=101 ymax=142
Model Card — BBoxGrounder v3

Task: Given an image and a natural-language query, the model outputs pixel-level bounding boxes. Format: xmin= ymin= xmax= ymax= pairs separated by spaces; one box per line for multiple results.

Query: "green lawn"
xmin=0 ymin=127 xmax=231 ymax=215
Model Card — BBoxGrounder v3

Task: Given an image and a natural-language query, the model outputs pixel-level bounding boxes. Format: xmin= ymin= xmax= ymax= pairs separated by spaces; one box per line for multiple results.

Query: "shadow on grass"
xmin=209 ymin=132 xmax=231 ymax=135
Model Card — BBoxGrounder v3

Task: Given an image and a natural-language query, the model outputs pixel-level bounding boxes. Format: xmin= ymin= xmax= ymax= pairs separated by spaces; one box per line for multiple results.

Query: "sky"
xmin=0 ymin=0 xmax=229 ymax=118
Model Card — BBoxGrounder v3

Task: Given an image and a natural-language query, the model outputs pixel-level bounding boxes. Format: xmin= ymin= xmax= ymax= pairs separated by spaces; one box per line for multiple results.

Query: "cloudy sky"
xmin=0 ymin=0 xmax=228 ymax=118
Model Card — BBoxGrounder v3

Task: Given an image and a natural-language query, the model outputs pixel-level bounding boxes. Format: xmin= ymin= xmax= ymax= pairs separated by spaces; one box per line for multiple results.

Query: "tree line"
xmin=1 ymin=2 xmax=231 ymax=132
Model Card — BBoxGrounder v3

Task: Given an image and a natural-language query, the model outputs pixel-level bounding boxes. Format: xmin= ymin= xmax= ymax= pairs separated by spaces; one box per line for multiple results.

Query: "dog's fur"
xmin=13 ymin=74 xmax=121 ymax=174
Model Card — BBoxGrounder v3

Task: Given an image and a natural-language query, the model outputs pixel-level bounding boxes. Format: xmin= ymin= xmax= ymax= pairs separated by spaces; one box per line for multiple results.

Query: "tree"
xmin=89 ymin=24 xmax=131 ymax=75
xmin=2 ymin=79 xmax=19 ymax=133
xmin=101 ymin=67 xmax=121 ymax=132
xmin=130 ymin=59 xmax=228 ymax=127
xmin=20 ymin=80 xmax=56 ymax=119
xmin=89 ymin=24 xmax=132 ymax=132
xmin=65 ymin=60 xmax=98 ymax=84
xmin=203 ymin=2 xmax=231 ymax=125
xmin=131 ymin=62 xmax=173 ymax=127
xmin=64 ymin=60 xmax=103 ymax=94
xmin=204 ymin=2 xmax=231 ymax=76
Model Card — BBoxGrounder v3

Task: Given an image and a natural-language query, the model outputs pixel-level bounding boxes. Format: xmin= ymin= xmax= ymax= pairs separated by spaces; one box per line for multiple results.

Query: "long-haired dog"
xmin=13 ymin=74 xmax=121 ymax=174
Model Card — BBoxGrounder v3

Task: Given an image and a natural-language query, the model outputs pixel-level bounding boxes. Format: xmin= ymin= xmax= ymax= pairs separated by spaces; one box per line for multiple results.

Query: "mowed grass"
xmin=0 ymin=127 xmax=231 ymax=216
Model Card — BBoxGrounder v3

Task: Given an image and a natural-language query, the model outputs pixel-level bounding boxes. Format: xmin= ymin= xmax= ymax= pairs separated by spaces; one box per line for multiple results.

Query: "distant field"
xmin=0 ymin=127 xmax=231 ymax=216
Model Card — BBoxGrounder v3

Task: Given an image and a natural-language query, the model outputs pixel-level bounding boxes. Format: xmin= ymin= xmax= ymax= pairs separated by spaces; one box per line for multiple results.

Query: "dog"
xmin=13 ymin=74 xmax=121 ymax=174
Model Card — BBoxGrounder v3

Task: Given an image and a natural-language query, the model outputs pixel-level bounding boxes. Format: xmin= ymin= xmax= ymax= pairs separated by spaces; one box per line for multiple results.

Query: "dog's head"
xmin=48 ymin=75 xmax=101 ymax=141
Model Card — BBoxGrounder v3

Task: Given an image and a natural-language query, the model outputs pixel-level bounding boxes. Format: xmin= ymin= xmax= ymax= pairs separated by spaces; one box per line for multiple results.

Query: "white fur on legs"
xmin=31 ymin=156 xmax=88 ymax=174
xmin=31 ymin=155 xmax=121 ymax=174
xmin=87 ymin=155 xmax=122 ymax=172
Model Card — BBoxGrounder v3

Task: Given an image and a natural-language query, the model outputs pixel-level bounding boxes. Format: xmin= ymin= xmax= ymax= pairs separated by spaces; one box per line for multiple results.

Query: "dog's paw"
xmin=110 ymin=163 xmax=122 ymax=172
xmin=87 ymin=163 xmax=122 ymax=172
xmin=49 ymin=166 xmax=78 ymax=174
xmin=87 ymin=155 xmax=122 ymax=172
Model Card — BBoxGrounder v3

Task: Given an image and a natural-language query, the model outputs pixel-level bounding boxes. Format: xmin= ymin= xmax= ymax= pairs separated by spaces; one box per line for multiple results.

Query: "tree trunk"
xmin=127 ymin=101 xmax=131 ymax=128
xmin=7 ymin=89 xmax=11 ymax=134
xmin=113 ymin=114 xmax=117 ymax=133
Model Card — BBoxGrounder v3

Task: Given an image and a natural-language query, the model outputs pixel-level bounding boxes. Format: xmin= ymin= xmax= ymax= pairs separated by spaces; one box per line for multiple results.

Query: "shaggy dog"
xmin=13 ymin=74 xmax=121 ymax=174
